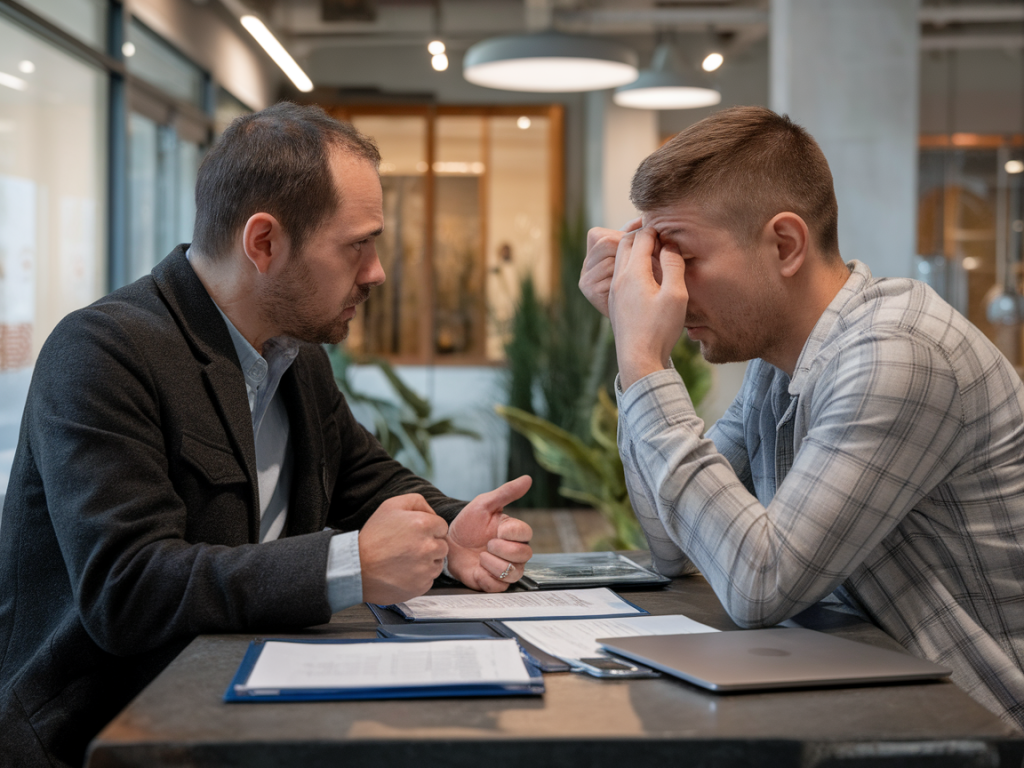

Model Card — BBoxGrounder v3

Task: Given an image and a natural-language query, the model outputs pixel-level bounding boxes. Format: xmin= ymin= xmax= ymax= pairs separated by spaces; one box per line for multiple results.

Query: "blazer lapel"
xmin=151 ymin=245 xmax=262 ymax=542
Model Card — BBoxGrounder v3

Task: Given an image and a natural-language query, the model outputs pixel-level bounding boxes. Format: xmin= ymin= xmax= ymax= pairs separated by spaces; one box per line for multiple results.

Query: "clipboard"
xmin=225 ymin=638 xmax=545 ymax=702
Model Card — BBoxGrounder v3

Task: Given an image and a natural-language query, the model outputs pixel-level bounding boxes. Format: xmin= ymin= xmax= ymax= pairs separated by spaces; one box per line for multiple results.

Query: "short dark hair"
xmin=192 ymin=102 xmax=380 ymax=258
xmin=631 ymin=106 xmax=840 ymax=256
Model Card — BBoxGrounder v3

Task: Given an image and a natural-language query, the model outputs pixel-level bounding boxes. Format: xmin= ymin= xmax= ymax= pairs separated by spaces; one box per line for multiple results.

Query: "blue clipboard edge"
xmin=372 ymin=589 xmax=650 ymax=624
xmin=223 ymin=637 xmax=545 ymax=703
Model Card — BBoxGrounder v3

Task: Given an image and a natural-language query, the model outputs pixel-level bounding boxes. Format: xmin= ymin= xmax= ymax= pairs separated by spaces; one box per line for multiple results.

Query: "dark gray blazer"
xmin=0 ymin=246 xmax=461 ymax=768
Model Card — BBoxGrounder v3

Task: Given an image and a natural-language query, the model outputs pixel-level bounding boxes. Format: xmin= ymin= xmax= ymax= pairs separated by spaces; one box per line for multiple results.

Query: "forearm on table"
xmin=617 ymin=350 xmax=965 ymax=628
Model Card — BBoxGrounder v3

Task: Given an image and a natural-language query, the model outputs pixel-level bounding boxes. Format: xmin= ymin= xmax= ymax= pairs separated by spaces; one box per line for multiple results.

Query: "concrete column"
xmin=584 ymin=91 xmax=659 ymax=229
xmin=771 ymin=0 xmax=920 ymax=278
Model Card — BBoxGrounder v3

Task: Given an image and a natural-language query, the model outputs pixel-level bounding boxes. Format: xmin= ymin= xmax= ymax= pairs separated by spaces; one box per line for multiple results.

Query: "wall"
xmin=771 ymin=0 xmax=920 ymax=279
xmin=920 ymin=48 xmax=1024 ymax=135
xmin=347 ymin=363 xmax=509 ymax=501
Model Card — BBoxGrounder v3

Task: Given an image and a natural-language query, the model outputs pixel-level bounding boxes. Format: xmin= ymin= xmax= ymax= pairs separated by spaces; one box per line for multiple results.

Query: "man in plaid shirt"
xmin=580 ymin=106 xmax=1024 ymax=728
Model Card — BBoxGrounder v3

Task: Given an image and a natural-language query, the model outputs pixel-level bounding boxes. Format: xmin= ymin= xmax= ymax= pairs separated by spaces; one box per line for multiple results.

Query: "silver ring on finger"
xmin=499 ymin=561 xmax=514 ymax=580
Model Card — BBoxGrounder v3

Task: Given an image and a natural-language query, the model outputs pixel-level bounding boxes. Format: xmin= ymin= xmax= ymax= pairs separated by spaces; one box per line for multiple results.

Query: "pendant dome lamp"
xmin=613 ymin=42 xmax=721 ymax=110
xmin=463 ymin=31 xmax=639 ymax=93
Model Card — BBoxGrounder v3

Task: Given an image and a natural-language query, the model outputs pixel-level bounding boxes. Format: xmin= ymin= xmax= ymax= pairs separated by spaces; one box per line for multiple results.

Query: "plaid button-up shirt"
xmin=618 ymin=260 xmax=1024 ymax=728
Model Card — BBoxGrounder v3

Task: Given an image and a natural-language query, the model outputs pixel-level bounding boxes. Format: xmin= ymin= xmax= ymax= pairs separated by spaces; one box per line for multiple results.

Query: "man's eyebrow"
xmin=356 ymin=226 xmax=384 ymax=239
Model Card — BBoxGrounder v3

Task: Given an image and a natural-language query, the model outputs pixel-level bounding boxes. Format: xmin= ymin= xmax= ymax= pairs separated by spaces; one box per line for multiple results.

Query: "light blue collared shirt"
xmin=185 ymin=250 xmax=362 ymax=611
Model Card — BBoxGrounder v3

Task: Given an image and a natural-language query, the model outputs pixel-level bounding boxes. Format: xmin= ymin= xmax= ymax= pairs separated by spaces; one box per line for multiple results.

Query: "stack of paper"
xmin=502 ymin=614 xmax=719 ymax=667
xmin=225 ymin=638 xmax=544 ymax=702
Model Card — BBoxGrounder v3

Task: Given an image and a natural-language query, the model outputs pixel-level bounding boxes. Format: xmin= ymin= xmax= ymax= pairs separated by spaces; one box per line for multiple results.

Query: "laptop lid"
xmin=597 ymin=628 xmax=951 ymax=692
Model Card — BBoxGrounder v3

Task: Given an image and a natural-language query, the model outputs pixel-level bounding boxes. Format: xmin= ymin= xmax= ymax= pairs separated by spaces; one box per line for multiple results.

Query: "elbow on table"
xmin=720 ymin=592 xmax=801 ymax=630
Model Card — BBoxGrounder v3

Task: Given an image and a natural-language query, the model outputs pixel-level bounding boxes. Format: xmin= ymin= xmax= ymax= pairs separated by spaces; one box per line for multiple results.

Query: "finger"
xmin=495 ymin=516 xmax=532 ymax=544
xmin=471 ymin=475 xmax=533 ymax=513
xmin=621 ymin=216 xmax=643 ymax=232
xmin=613 ymin=229 xmax=638 ymax=274
xmin=480 ymin=551 xmax=522 ymax=583
xmin=586 ymin=226 xmax=620 ymax=252
xmin=580 ymin=255 xmax=616 ymax=290
xmin=389 ymin=493 xmax=437 ymax=515
xmin=487 ymin=538 xmax=532 ymax=564
xmin=412 ymin=512 xmax=449 ymax=539
xmin=583 ymin=230 xmax=622 ymax=271
xmin=615 ymin=227 xmax=657 ymax=279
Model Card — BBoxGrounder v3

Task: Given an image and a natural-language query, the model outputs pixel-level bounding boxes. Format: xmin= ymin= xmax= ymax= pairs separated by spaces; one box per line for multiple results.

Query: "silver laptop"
xmin=597 ymin=628 xmax=951 ymax=692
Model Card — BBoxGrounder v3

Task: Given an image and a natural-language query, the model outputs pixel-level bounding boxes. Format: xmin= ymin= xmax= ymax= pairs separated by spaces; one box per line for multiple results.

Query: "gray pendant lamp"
xmin=614 ymin=42 xmax=721 ymax=110
xmin=463 ymin=32 xmax=639 ymax=93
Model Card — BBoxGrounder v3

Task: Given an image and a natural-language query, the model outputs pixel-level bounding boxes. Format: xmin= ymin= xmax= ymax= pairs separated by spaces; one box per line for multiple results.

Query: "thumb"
xmin=473 ymin=475 xmax=533 ymax=514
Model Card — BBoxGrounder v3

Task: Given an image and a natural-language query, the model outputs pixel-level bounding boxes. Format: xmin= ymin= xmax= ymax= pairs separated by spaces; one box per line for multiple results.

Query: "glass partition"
xmin=918 ymin=137 xmax=1023 ymax=367
xmin=125 ymin=19 xmax=206 ymax=110
xmin=126 ymin=112 xmax=204 ymax=282
xmin=348 ymin=114 xmax=428 ymax=358
xmin=16 ymin=0 xmax=107 ymax=49
xmin=336 ymin=106 xmax=562 ymax=365
xmin=0 ymin=16 xmax=107 ymax=493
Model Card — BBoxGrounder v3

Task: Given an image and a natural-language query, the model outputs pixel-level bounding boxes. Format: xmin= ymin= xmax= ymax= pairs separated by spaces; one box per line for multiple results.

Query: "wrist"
xmin=618 ymin=354 xmax=669 ymax=390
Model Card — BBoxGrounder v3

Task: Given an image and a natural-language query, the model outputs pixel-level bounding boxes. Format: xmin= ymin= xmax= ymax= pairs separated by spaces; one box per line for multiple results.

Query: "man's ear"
xmin=241 ymin=213 xmax=288 ymax=275
xmin=765 ymin=212 xmax=809 ymax=279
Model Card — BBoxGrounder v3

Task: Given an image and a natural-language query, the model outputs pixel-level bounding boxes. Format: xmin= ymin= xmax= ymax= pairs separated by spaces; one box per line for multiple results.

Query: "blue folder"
xmin=224 ymin=637 xmax=545 ymax=702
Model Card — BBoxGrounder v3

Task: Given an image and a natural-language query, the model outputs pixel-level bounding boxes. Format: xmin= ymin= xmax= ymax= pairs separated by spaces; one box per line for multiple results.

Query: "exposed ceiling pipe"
xmin=921 ymin=34 xmax=1024 ymax=51
xmin=919 ymin=4 xmax=1024 ymax=26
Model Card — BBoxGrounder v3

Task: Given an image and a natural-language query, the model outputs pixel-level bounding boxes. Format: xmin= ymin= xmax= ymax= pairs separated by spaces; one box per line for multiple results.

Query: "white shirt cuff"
xmin=325 ymin=530 xmax=363 ymax=612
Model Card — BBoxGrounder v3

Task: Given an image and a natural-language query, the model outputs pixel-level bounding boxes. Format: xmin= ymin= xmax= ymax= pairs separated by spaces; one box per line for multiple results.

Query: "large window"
xmin=918 ymin=135 xmax=1024 ymax=369
xmin=126 ymin=110 xmax=204 ymax=282
xmin=14 ymin=0 xmax=107 ymax=48
xmin=122 ymin=19 xmax=211 ymax=284
xmin=0 ymin=15 xmax=107 ymax=493
xmin=331 ymin=105 xmax=564 ymax=365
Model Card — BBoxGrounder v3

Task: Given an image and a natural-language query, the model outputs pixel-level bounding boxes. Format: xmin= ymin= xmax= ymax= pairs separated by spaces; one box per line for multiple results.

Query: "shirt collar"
xmin=184 ymin=247 xmax=301 ymax=391
xmin=789 ymin=260 xmax=872 ymax=396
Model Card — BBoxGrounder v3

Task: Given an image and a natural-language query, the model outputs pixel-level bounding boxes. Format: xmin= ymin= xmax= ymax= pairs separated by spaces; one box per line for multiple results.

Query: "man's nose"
xmin=361 ymin=246 xmax=386 ymax=287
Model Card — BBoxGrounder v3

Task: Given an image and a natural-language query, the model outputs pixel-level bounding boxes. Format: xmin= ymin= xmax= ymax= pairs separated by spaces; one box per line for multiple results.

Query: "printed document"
xmin=391 ymin=587 xmax=644 ymax=621
xmin=502 ymin=614 xmax=719 ymax=663
xmin=241 ymin=638 xmax=532 ymax=690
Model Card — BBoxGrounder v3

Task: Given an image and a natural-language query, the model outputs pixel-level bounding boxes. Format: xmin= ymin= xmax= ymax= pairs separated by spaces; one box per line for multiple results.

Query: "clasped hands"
xmin=579 ymin=217 xmax=690 ymax=389
xmin=359 ymin=475 xmax=534 ymax=605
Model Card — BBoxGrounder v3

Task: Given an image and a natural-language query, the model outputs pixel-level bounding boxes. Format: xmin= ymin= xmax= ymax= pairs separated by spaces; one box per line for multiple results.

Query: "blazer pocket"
xmin=179 ymin=431 xmax=247 ymax=485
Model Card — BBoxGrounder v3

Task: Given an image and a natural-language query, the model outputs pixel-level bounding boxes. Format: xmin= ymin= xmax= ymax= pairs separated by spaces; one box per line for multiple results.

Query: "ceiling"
xmin=229 ymin=0 xmax=1024 ymax=60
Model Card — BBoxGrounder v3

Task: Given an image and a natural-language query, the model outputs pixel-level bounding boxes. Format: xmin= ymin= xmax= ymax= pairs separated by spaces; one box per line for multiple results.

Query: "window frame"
xmin=325 ymin=102 xmax=565 ymax=367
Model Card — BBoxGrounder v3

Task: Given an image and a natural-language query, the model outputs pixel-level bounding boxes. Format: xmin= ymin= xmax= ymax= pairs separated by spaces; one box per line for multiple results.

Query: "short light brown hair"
xmin=631 ymin=106 xmax=840 ymax=257
xmin=193 ymin=102 xmax=380 ymax=259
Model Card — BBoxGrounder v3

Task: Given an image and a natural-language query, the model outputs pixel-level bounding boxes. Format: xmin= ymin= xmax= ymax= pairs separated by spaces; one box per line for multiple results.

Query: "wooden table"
xmin=86 ymin=567 xmax=1024 ymax=768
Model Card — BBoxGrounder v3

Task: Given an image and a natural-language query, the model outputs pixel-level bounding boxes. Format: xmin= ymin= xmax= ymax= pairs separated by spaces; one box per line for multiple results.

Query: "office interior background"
xmin=0 ymin=0 xmax=1022 ymax=508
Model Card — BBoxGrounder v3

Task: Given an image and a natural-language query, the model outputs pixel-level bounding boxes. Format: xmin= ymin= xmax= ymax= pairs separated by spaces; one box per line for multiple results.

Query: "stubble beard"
xmin=259 ymin=255 xmax=372 ymax=345
xmin=688 ymin=280 xmax=783 ymax=365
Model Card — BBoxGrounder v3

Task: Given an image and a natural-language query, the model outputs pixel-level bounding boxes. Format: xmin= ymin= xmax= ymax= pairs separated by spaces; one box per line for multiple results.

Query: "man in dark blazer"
xmin=0 ymin=103 xmax=533 ymax=768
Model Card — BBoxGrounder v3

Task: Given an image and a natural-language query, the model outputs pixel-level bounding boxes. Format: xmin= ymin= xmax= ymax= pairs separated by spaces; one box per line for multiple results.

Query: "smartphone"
xmin=573 ymin=656 xmax=661 ymax=679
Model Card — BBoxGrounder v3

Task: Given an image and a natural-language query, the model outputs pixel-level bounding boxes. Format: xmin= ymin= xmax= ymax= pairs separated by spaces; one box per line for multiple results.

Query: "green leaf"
xmin=496 ymin=405 xmax=604 ymax=486
xmin=371 ymin=357 xmax=432 ymax=420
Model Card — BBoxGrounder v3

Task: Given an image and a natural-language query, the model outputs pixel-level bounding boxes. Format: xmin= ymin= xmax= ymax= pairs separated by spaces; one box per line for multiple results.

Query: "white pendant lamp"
xmin=613 ymin=43 xmax=721 ymax=110
xmin=463 ymin=32 xmax=638 ymax=93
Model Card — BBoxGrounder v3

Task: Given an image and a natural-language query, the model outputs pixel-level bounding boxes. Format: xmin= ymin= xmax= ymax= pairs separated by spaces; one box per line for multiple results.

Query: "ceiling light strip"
xmin=241 ymin=15 xmax=314 ymax=93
